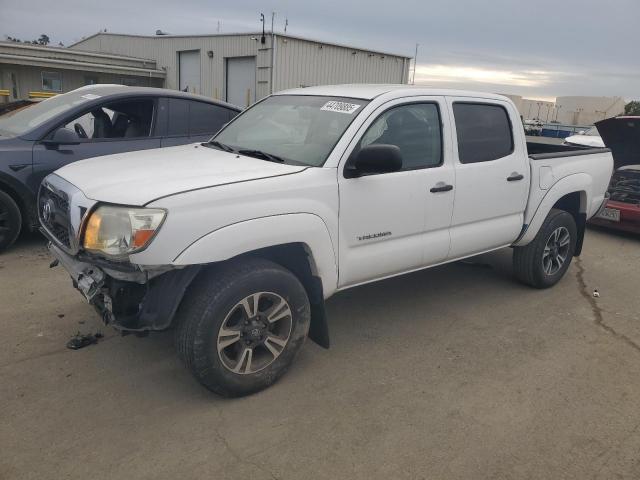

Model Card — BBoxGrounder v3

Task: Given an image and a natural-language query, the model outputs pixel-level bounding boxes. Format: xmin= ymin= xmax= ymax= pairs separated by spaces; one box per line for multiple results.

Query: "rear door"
xmin=161 ymin=98 xmax=237 ymax=147
xmin=337 ymin=97 xmax=455 ymax=288
xmin=179 ymin=50 xmax=201 ymax=94
xmin=446 ymin=97 xmax=529 ymax=259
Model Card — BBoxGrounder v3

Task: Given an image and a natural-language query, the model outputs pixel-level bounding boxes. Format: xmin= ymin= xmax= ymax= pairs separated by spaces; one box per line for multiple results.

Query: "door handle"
xmin=507 ymin=173 xmax=524 ymax=182
xmin=430 ymin=183 xmax=454 ymax=193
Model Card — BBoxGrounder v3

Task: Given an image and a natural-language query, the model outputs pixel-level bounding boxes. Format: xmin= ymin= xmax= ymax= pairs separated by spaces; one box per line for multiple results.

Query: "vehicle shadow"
xmin=587 ymin=224 xmax=640 ymax=243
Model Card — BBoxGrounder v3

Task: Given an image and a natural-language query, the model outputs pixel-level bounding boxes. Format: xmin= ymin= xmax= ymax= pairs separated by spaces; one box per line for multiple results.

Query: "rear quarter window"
xmin=453 ymin=102 xmax=514 ymax=164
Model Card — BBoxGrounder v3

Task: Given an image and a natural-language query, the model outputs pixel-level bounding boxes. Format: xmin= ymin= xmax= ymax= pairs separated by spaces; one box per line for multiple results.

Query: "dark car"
xmin=590 ymin=116 xmax=640 ymax=234
xmin=0 ymin=85 xmax=241 ymax=251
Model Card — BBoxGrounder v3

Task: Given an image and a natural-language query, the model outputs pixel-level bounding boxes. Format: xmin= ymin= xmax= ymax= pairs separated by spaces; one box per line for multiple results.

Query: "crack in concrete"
xmin=213 ymin=408 xmax=279 ymax=480
xmin=574 ymin=256 xmax=640 ymax=353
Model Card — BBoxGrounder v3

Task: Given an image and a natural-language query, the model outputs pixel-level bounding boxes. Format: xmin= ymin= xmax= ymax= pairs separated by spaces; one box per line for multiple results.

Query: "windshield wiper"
xmin=237 ymin=149 xmax=285 ymax=163
xmin=205 ymin=140 xmax=235 ymax=153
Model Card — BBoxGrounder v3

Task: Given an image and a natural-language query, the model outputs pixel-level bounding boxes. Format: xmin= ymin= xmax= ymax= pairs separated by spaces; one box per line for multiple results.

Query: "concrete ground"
xmin=1 ymin=228 xmax=639 ymax=480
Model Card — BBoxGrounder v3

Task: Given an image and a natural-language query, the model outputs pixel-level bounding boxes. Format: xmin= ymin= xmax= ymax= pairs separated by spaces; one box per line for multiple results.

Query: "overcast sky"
xmin=1 ymin=0 xmax=637 ymax=101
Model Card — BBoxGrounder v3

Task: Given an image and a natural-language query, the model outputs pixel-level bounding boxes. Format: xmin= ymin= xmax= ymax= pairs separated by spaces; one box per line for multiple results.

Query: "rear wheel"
xmin=0 ymin=190 xmax=21 ymax=253
xmin=513 ymin=208 xmax=577 ymax=289
xmin=175 ymin=258 xmax=310 ymax=397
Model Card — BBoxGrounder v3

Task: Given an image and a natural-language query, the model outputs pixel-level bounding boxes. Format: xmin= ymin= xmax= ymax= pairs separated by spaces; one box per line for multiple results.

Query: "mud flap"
xmin=574 ymin=212 xmax=587 ymax=256
xmin=309 ymin=302 xmax=330 ymax=349
xmin=307 ymin=275 xmax=330 ymax=349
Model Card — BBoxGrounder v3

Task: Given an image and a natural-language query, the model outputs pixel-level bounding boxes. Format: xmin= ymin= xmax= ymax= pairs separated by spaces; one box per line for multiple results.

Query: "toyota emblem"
xmin=42 ymin=200 xmax=53 ymax=223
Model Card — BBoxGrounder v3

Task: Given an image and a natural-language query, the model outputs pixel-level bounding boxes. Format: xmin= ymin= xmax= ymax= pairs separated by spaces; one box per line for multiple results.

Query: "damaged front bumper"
xmin=48 ymin=243 xmax=200 ymax=332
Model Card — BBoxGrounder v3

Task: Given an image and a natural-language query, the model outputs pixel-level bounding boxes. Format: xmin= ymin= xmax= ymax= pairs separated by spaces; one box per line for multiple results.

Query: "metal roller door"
xmin=225 ymin=56 xmax=256 ymax=108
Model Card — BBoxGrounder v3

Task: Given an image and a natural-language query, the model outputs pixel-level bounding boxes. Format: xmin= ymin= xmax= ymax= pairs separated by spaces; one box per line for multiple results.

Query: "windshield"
xmin=583 ymin=126 xmax=599 ymax=136
xmin=212 ymin=95 xmax=369 ymax=166
xmin=0 ymin=89 xmax=108 ymax=136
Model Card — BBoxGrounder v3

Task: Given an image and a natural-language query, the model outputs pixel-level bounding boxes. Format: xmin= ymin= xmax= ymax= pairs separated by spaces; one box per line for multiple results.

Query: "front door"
xmin=446 ymin=98 xmax=529 ymax=259
xmin=337 ymin=98 xmax=455 ymax=288
xmin=30 ymin=98 xmax=161 ymax=192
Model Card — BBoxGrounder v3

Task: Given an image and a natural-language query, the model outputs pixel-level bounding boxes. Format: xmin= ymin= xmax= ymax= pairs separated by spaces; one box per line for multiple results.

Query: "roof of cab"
xmin=276 ymin=84 xmax=512 ymax=102
xmin=66 ymin=84 xmax=241 ymax=110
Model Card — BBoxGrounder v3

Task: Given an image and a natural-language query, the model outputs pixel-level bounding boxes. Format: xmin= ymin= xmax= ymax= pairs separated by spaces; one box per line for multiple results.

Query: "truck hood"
xmin=596 ymin=117 xmax=640 ymax=170
xmin=54 ymin=143 xmax=309 ymax=205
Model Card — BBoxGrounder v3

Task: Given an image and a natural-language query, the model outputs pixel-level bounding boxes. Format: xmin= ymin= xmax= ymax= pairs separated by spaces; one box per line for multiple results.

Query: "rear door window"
xmin=453 ymin=103 xmax=513 ymax=163
xmin=167 ymin=98 xmax=190 ymax=136
xmin=189 ymin=101 xmax=234 ymax=135
xmin=167 ymin=98 xmax=235 ymax=137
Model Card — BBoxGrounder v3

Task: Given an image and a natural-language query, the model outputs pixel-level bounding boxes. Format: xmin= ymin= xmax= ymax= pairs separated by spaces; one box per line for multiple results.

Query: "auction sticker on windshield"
xmin=321 ymin=101 xmax=361 ymax=114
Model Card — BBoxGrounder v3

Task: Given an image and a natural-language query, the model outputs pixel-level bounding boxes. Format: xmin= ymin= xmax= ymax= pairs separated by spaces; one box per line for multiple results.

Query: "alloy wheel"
xmin=542 ymin=226 xmax=571 ymax=276
xmin=217 ymin=292 xmax=293 ymax=374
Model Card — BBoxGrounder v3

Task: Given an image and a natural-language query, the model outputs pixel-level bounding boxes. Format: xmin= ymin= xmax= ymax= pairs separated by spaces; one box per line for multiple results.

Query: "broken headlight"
xmin=83 ymin=205 xmax=166 ymax=257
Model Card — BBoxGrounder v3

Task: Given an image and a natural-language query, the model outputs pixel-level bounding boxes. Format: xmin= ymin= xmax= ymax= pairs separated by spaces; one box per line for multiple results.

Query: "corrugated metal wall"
xmin=273 ymin=36 xmax=409 ymax=91
xmin=72 ymin=33 xmax=409 ymax=105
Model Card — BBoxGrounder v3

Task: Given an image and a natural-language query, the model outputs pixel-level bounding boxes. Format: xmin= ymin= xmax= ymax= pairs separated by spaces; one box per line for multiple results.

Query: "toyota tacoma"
xmin=39 ymin=85 xmax=613 ymax=396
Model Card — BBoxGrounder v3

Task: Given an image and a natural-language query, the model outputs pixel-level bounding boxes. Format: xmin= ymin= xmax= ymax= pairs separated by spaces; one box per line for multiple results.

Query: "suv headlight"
xmin=83 ymin=205 xmax=166 ymax=257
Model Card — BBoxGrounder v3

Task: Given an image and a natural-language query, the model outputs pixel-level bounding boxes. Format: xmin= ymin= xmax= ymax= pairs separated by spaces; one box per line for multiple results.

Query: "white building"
xmin=554 ymin=96 xmax=625 ymax=126
xmin=502 ymin=92 xmax=626 ymax=126
xmin=70 ymin=32 xmax=411 ymax=107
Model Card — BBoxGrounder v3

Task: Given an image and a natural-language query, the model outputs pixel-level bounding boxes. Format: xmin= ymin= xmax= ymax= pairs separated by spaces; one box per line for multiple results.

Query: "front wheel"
xmin=175 ymin=258 xmax=310 ymax=397
xmin=0 ymin=190 xmax=22 ymax=253
xmin=513 ymin=208 xmax=577 ymax=289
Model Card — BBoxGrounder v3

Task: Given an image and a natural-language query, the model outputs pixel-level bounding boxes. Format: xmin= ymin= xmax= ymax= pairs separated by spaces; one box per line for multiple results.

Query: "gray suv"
xmin=0 ymin=85 xmax=240 ymax=252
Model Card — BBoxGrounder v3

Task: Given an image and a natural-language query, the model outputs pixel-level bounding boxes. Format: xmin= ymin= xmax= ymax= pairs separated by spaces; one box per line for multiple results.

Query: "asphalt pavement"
xmin=1 ymin=227 xmax=639 ymax=480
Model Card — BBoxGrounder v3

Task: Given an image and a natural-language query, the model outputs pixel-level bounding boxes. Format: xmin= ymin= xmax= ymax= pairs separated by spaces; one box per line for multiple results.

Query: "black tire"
xmin=175 ymin=258 xmax=310 ymax=397
xmin=513 ymin=208 xmax=577 ymax=289
xmin=0 ymin=190 xmax=22 ymax=253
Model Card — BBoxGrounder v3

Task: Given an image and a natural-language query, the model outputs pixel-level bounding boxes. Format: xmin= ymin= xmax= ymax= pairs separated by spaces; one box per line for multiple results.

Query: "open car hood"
xmin=595 ymin=116 xmax=640 ymax=170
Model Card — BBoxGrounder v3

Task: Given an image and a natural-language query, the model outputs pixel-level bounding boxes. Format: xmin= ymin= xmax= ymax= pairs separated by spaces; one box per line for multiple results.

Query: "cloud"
xmin=1 ymin=0 xmax=638 ymax=100
xmin=414 ymin=65 xmax=554 ymax=88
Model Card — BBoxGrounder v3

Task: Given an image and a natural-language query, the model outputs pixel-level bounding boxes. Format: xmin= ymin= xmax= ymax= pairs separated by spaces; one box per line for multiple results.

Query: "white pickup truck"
xmin=40 ymin=85 xmax=613 ymax=396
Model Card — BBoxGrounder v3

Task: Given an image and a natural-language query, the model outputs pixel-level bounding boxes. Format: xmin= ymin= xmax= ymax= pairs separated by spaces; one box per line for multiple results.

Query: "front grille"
xmin=39 ymin=183 xmax=72 ymax=249
xmin=609 ymin=170 xmax=640 ymax=205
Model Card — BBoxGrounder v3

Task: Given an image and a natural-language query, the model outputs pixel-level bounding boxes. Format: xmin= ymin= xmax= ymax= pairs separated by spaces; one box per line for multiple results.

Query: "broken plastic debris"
xmin=66 ymin=332 xmax=104 ymax=350
xmin=593 ymin=289 xmax=600 ymax=298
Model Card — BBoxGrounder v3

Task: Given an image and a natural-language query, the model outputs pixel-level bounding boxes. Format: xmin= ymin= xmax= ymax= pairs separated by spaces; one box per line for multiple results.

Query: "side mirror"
xmin=345 ymin=144 xmax=403 ymax=178
xmin=43 ymin=128 xmax=80 ymax=146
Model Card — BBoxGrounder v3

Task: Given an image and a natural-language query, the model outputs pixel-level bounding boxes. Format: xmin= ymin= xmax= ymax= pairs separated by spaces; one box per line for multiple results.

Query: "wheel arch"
xmin=169 ymin=214 xmax=338 ymax=348
xmin=0 ymin=173 xmax=35 ymax=230
xmin=514 ymin=173 xmax=591 ymax=251
xmin=552 ymin=191 xmax=587 ymax=255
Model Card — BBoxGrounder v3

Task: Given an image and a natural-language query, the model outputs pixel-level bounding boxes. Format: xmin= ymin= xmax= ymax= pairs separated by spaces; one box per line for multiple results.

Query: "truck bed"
xmin=526 ymin=137 xmax=609 ymax=158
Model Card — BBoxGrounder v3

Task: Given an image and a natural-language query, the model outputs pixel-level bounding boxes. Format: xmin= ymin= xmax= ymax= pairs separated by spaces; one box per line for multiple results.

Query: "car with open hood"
xmin=590 ymin=116 xmax=640 ymax=233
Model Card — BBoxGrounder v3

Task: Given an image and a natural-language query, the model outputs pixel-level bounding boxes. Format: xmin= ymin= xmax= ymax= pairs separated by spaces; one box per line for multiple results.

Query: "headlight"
xmin=83 ymin=205 xmax=166 ymax=257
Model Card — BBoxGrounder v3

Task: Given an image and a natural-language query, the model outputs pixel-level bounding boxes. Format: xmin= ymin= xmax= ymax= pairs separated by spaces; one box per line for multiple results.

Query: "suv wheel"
xmin=175 ymin=258 xmax=310 ymax=397
xmin=513 ymin=208 xmax=577 ymax=289
xmin=0 ymin=190 xmax=22 ymax=253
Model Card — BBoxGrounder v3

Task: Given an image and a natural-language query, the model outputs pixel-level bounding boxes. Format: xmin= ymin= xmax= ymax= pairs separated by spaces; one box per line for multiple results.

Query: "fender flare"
xmin=514 ymin=173 xmax=591 ymax=247
xmin=173 ymin=213 xmax=339 ymax=297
